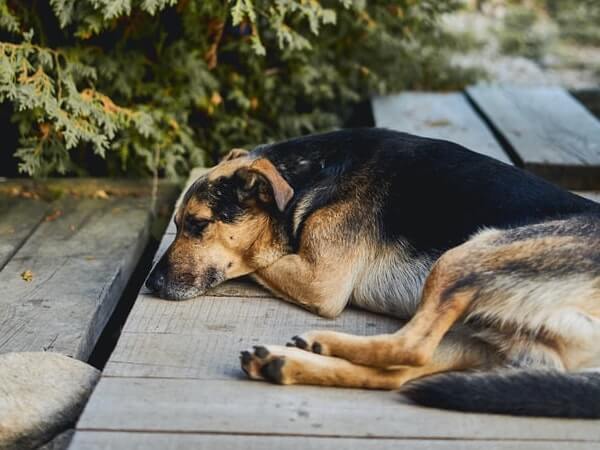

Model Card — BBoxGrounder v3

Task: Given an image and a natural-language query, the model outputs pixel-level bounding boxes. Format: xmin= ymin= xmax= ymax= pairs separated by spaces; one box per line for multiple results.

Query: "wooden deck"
xmin=69 ymin=85 xmax=600 ymax=449
xmin=0 ymin=180 xmax=176 ymax=360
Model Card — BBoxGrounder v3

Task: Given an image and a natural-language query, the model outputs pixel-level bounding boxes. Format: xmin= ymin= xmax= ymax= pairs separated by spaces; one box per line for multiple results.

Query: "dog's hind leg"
xmin=240 ymin=331 xmax=493 ymax=389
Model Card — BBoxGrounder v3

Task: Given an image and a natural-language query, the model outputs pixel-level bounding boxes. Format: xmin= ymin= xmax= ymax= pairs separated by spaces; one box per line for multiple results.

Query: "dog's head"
xmin=145 ymin=149 xmax=294 ymax=300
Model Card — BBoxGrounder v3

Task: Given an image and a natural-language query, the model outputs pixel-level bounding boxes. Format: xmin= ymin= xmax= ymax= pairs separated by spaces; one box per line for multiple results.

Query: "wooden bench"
xmin=0 ymin=180 xmax=174 ymax=360
xmin=372 ymin=91 xmax=512 ymax=164
xmin=466 ymin=86 xmax=600 ymax=189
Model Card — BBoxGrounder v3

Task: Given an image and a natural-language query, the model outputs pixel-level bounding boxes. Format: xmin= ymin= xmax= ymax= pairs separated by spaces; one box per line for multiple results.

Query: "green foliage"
xmin=547 ymin=0 xmax=600 ymax=45
xmin=0 ymin=0 xmax=477 ymax=178
xmin=497 ymin=6 xmax=548 ymax=60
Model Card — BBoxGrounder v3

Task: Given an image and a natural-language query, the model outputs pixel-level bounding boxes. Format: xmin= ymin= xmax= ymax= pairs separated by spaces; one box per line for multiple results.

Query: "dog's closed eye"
xmin=185 ymin=216 xmax=211 ymax=236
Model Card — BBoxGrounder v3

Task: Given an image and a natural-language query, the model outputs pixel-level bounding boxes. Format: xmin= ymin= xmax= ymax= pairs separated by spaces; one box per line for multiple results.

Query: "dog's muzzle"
xmin=145 ymin=256 xmax=225 ymax=300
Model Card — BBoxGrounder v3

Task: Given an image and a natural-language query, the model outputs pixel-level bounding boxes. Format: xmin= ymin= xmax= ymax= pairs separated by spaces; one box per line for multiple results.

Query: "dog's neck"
xmin=245 ymin=216 xmax=291 ymax=271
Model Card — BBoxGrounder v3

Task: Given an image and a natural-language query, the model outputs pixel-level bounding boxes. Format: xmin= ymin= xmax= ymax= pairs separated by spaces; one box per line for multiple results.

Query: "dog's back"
xmin=254 ymin=129 xmax=599 ymax=318
xmin=256 ymin=128 xmax=598 ymax=254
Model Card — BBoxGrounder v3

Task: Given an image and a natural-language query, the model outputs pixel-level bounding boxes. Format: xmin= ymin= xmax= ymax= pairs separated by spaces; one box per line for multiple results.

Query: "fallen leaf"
xmin=21 ymin=270 xmax=33 ymax=282
xmin=93 ymin=189 xmax=109 ymax=199
xmin=44 ymin=210 xmax=63 ymax=222
xmin=425 ymin=119 xmax=452 ymax=127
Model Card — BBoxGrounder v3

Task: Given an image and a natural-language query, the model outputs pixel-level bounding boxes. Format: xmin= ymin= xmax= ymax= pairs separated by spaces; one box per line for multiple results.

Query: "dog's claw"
xmin=291 ymin=335 xmax=308 ymax=350
xmin=240 ymin=350 xmax=252 ymax=365
xmin=253 ymin=345 xmax=269 ymax=358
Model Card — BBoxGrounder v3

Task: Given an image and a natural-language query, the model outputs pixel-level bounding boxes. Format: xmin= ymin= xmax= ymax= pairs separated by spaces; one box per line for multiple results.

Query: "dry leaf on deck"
xmin=21 ymin=270 xmax=34 ymax=282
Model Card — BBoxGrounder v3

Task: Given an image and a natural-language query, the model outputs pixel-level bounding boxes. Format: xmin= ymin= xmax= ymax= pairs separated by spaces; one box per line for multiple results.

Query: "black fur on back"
xmin=251 ymin=128 xmax=599 ymax=256
xmin=401 ymin=371 xmax=600 ymax=418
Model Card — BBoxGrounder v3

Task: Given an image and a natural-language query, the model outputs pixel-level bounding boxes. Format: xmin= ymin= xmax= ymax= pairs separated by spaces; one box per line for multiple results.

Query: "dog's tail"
xmin=400 ymin=370 xmax=600 ymax=418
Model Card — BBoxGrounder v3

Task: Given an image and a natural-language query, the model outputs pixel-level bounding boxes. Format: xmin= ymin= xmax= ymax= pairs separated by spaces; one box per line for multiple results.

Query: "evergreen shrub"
xmin=0 ymin=0 xmax=477 ymax=177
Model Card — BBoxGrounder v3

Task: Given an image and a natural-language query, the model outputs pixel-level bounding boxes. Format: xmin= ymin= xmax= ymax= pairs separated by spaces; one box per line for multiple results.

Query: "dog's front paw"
xmin=240 ymin=345 xmax=290 ymax=384
xmin=288 ymin=332 xmax=330 ymax=356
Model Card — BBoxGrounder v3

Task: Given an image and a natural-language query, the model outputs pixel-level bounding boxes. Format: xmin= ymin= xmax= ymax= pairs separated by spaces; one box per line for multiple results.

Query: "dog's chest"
xmin=350 ymin=249 xmax=432 ymax=319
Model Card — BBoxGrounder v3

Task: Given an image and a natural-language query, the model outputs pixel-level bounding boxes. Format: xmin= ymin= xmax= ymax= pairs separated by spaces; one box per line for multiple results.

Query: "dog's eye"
xmin=185 ymin=217 xmax=210 ymax=236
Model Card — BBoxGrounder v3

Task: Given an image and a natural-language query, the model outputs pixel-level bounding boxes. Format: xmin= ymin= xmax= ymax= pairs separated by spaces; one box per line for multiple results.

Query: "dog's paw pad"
xmin=240 ymin=346 xmax=286 ymax=384
xmin=259 ymin=357 xmax=285 ymax=383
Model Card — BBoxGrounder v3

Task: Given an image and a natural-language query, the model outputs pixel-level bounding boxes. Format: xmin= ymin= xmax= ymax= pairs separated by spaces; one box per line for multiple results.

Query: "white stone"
xmin=0 ymin=352 xmax=99 ymax=450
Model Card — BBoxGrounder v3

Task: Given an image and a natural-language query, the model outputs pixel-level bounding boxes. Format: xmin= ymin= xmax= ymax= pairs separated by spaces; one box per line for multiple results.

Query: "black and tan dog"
xmin=146 ymin=128 xmax=600 ymax=418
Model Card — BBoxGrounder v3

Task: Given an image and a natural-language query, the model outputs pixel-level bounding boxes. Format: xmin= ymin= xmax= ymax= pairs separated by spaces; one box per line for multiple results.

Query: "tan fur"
xmin=241 ymin=328 xmax=496 ymax=388
xmin=252 ymin=201 xmax=365 ymax=318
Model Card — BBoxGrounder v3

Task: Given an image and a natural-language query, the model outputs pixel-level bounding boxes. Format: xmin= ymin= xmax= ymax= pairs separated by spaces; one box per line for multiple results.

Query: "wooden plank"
xmin=0 ymin=197 xmax=50 ymax=269
xmin=76 ymin=378 xmax=600 ymax=441
xmin=69 ymin=431 xmax=599 ymax=450
xmin=103 ymin=294 xmax=399 ymax=378
xmin=466 ymin=85 xmax=600 ymax=189
xmin=0 ymin=197 xmax=152 ymax=359
xmin=372 ymin=92 xmax=512 ymax=163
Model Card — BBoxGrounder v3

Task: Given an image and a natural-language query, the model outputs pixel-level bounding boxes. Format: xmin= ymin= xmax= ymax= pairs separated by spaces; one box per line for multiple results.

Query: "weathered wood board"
xmin=70 ymin=432 xmax=600 ymax=450
xmin=102 ymin=293 xmax=399 ymax=379
xmin=0 ymin=197 xmax=50 ymax=269
xmin=466 ymin=85 xmax=600 ymax=189
xmin=76 ymin=378 xmax=600 ymax=442
xmin=0 ymin=196 xmax=152 ymax=359
xmin=372 ymin=92 xmax=512 ymax=163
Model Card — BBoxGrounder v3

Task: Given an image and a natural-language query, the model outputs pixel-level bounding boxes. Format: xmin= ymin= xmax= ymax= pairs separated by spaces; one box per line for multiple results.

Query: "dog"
xmin=146 ymin=128 xmax=600 ymax=418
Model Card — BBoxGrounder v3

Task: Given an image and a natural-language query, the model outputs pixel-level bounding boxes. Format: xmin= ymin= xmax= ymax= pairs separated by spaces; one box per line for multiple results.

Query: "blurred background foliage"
xmin=0 ymin=0 xmax=482 ymax=178
xmin=495 ymin=0 xmax=600 ymax=60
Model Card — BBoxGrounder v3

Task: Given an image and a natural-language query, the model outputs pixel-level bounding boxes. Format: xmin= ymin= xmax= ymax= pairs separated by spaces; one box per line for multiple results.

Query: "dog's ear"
xmin=221 ymin=148 xmax=249 ymax=162
xmin=235 ymin=159 xmax=294 ymax=211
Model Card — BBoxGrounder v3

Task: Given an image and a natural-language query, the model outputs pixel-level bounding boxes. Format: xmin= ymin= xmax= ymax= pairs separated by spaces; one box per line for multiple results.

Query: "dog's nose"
xmin=146 ymin=268 xmax=165 ymax=293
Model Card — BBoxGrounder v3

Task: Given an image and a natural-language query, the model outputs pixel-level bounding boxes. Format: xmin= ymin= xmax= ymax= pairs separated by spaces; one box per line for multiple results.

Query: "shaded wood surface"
xmin=0 ymin=190 xmax=155 ymax=360
xmin=70 ymin=432 xmax=600 ymax=450
xmin=372 ymin=92 xmax=512 ymax=163
xmin=0 ymin=197 xmax=50 ymax=269
xmin=466 ymin=85 xmax=600 ymax=189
